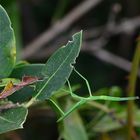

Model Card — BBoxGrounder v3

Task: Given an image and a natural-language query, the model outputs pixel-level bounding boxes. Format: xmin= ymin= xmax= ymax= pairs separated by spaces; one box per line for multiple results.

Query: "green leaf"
xmin=9 ymin=64 xmax=45 ymax=103
xmin=35 ymin=31 xmax=82 ymax=100
xmin=10 ymin=63 xmax=45 ymax=78
xmin=0 ymin=5 xmax=16 ymax=78
xmin=60 ymin=100 xmax=88 ymax=140
xmin=0 ymin=106 xmax=28 ymax=134
xmin=8 ymin=87 xmax=34 ymax=103
xmin=0 ymin=78 xmax=20 ymax=87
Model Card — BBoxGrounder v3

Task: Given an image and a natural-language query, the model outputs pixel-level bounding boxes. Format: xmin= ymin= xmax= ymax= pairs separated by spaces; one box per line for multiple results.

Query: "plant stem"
xmin=127 ymin=40 xmax=140 ymax=140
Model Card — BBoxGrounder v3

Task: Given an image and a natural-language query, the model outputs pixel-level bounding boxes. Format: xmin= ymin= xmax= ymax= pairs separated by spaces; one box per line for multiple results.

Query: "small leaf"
xmin=0 ymin=81 xmax=14 ymax=99
xmin=10 ymin=64 xmax=45 ymax=78
xmin=34 ymin=31 xmax=82 ymax=100
xmin=0 ymin=5 xmax=16 ymax=78
xmin=10 ymin=64 xmax=44 ymax=102
xmin=17 ymin=76 xmax=39 ymax=86
xmin=0 ymin=106 xmax=27 ymax=134
xmin=0 ymin=76 xmax=39 ymax=99
xmin=2 ymin=81 xmax=13 ymax=92
xmin=0 ymin=78 xmax=20 ymax=87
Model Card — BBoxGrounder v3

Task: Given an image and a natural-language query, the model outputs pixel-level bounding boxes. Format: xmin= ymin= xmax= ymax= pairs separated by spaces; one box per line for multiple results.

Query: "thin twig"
xmin=22 ymin=0 xmax=103 ymax=59
xmin=32 ymin=35 xmax=140 ymax=77
xmin=83 ymin=44 xmax=140 ymax=77
xmin=85 ymin=47 xmax=132 ymax=73
xmin=26 ymin=2 xmax=120 ymax=59
xmin=85 ymin=16 xmax=140 ymax=39
xmin=127 ymin=41 xmax=140 ymax=140
xmin=31 ymin=11 xmax=140 ymax=76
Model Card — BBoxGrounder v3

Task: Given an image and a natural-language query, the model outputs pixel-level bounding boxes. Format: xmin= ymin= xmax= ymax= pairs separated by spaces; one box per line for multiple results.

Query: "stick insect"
xmin=49 ymin=68 xmax=139 ymax=122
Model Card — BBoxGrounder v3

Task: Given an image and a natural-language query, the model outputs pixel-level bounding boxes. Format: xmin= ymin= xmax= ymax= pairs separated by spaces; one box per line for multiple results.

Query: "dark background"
xmin=1 ymin=0 xmax=140 ymax=140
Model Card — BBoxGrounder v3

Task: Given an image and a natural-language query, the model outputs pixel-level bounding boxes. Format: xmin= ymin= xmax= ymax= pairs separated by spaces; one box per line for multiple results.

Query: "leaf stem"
xmin=127 ymin=39 xmax=140 ymax=140
xmin=24 ymin=98 xmax=36 ymax=108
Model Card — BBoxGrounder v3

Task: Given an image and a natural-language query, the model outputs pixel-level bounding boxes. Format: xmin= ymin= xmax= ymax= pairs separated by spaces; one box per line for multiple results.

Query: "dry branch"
xmin=22 ymin=0 xmax=103 ymax=59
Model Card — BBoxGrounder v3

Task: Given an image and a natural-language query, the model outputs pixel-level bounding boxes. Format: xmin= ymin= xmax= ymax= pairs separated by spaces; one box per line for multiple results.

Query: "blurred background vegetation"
xmin=1 ymin=0 xmax=140 ymax=140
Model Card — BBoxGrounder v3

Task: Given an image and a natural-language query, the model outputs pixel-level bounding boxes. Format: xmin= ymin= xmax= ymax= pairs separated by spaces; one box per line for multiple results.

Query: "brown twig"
xmin=84 ymin=47 xmax=135 ymax=74
xmin=22 ymin=0 xmax=103 ymax=59
xmin=85 ymin=16 xmax=140 ymax=40
xmin=22 ymin=1 xmax=140 ymax=77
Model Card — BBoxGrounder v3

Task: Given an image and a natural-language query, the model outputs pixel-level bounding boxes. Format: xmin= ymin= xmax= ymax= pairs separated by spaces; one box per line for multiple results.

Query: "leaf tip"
xmin=73 ymin=30 xmax=83 ymax=38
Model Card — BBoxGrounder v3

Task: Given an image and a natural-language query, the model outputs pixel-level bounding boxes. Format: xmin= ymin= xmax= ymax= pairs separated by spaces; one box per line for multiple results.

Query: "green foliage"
xmin=60 ymin=100 xmax=88 ymax=140
xmin=0 ymin=5 xmax=16 ymax=78
xmin=0 ymin=4 xmax=83 ymax=134
xmin=11 ymin=63 xmax=45 ymax=78
xmin=0 ymin=106 xmax=27 ymax=134
xmin=0 ymin=5 xmax=139 ymax=139
xmin=93 ymin=106 xmax=140 ymax=132
xmin=1 ymin=0 xmax=22 ymax=60
xmin=34 ymin=31 xmax=82 ymax=100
